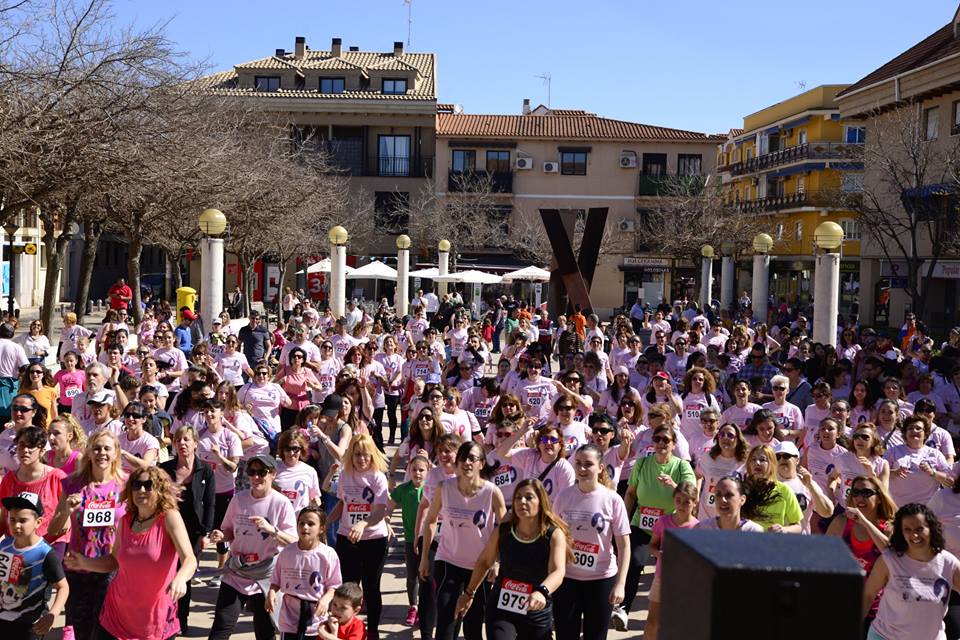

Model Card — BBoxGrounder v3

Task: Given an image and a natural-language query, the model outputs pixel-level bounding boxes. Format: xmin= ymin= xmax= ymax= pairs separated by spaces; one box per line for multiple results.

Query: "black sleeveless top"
xmin=497 ymin=523 xmax=554 ymax=587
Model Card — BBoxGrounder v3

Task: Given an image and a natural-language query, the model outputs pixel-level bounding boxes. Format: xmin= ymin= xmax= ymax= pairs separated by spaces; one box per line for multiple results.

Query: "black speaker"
xmin=661 ymin=529 xmax=864 ymax=640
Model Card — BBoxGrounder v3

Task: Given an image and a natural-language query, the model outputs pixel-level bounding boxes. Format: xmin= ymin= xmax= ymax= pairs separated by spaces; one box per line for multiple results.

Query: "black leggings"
xmin=485 ymin=591 xmax=554 ymax=640
xmin=622 ymin=526 xmax=652 ymax=614
xmin=65 ymin=569 xmax=112 ymax=640
xmin=418 ymin=540 xmax=439 ymax=640
xmin=178 ymin=533 xmax=204 ymax=633
xmin=945 ymin=589 xmax=960 ymax=640
xmin=335 ymin=534 xmax=388 ymax=639
xmin=280 ymin=407 xmax=299 ymax=430
xmin=214 ymin=491 xmax=234 ymax=555
xmin=384 ymin=394 xmax=401 ymax=444
xmin=434 ymin=559 xmax=488 ymax=640
xmin=207 ymin=581 xmax=275 ymax=640
xmin=553 ymin=575 xmax=617 ymax=640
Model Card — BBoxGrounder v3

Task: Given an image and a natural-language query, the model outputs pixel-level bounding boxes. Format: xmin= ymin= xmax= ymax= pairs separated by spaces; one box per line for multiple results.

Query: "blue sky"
xmin=114 ymin=0 xmax=958 ymax=134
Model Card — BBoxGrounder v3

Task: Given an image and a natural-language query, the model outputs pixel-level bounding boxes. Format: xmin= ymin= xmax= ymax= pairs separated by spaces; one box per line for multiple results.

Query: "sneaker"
xmin=405 ymin=606 xmax=418 ymax=625
xmin=610 ymin=606 xmax=628 ymax=632
xmin=191 ymin=576 xmax=205 ymax=587
xmin=208 ymin=575 xmax=222 ymax=588
xmin=63 ymin=626 xmax=76 ymax=640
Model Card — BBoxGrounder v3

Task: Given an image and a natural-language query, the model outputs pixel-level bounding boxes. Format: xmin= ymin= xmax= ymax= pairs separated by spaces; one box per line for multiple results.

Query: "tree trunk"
xmin=39 ymin=205 xmax=76 ymax=337
xmin=126 ymin=235 xmax=144 ymax=324
xmin=73 ymin=222 xmax=102 ymax=324
xmin=241 ymin=251 xmax=258 ymax=317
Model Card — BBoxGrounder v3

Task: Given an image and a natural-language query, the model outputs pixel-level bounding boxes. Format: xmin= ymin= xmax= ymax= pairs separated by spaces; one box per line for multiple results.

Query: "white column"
xmin=330 ymin=243 xmax=346 ymax=318
xmin=438 ymin=249 xmax=450 ymax=297
xmin=752 ymin=254 xmax=770 ymax=324
xmin=396 ymin=248 xmax=410 ymax=317
xmin=813 ymin=251 xmax=841 ymax=346
xmin=200 ymin=237 xmax=225 ymax=321
xmin=721 ymin=256 xmax=735 ymax=310
xmin=699 ymin=257 xmax=713 ymax=309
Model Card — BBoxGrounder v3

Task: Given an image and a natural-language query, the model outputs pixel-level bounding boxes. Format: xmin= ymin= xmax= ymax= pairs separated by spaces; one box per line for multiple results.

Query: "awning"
xmin=831 ymin=162 xmax=864 ymax=170
xmin=295 ymin=258 xmax=355 ymax=275
xmin=408 ymin=267 xmax=439 ymax=278
xmin=735 ymin=136 xmax=753 ymax=146
xmin=781 ymin=116 xmax=811 ymax=130
xmin=902 ymin=183 xmax=955 ymax=198
xmin=433 ymin=270 xmax=502 ymax=284
xmin=765 ymin=126 xmax=780 ymax=134
xmin=345 ymin=260 xmax=397 ymax=281
xmin=501 ymin=266 xmax=551 ymax=283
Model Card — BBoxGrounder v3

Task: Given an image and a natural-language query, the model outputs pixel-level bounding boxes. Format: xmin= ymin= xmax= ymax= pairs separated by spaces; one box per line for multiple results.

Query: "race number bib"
xmin=414 ymin=364 xmax=429 ymax=379
xmin=492 ymin=465 xmax=515 ymax=488
xmin=82 ymin=499 xmax=116 ymax=528
xmin=0 ymin=551 xmax=23 ymax=584
xmin=707 ymin=484 xmax=716 ymax=506
xmin=475 ymin=406 xmax=492 ymax=420
xmin=572 ymin=540 xmax=599 ymax=569
xmin=65 ymin=387 xmax=82 ymax=399
xmin=435 ymin=516 xmax=444 ymax=539
xmin=684 ymin=404 xmax=701 ymax=421
xmin=638 ymin=506 xmax=664 ymax=530
xmin=843 ymin=478 xmax=853 ymax=500
xmin=281 ymin=489 xmax=299 ymax=503
xmin=347 ymin=502 xmax=372 ymax=524
xmin=497 ymin=578 xmax=532 ymax=615
xmin=240 ymin=552 xmax=261 ymax=566
xmin=527 ymin=391 xmax=545 ymax=407
xmin=319 ymin=375 xmax=334 ymax=391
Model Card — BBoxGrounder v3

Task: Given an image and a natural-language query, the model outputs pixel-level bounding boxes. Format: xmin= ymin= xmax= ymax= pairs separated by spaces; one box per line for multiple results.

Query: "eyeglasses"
xmin=717 ymin=431 xmax=737 ymax=440
xmin=429 ymin=395 xmax=443 ymax=401
xmin=830 ymin=406 xmax=848 ymax=413
xmin=460 ymin=454 xmax=483 ymax=464
xmin=131 ymin=479 xmax=154 ymax=492
xmin=321 ymin=345 xmax=333 ymax=350
xmin=123 ymin=412 xmax=145 ymax=419
xmin=557 ymin=405 xmax=574 ymax=412
xmin=11 ymin=405 xmax=33 ymax=413
xmin=538 ymin=436 xmax=560 ymax=445
xmin=849 ymin=488 xmax=878 ymax=498
xmin=419 ymin=414 xmax=434 ymax=420
xmin=652 ymin=435 xmax=673 ymax=444
xmin=445 ymin=395 xmax=457 ymax=402
xmin=246 ymin=467 xmax=270 ymax=478
xmin=255 ymin=371 xmax=270 ymax=376
xmin=700 ymin=417 xmax=718 ymax=424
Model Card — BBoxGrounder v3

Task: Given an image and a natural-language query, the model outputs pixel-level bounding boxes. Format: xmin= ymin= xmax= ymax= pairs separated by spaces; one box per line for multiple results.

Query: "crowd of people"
xmin=0 ymin=283 xmax=959 ymax=640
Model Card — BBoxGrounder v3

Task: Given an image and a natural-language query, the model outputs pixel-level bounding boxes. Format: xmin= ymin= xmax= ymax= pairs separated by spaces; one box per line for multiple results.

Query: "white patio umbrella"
xmin=408 ymin=267 xmax=440 ymax=278
xmin=433 ymin=269 xmax=502 ymax=284
xmin=500 ymin=266 xmax=551 ymax=283
xmin=345 ymin=260 xmax=398 ymax=281
xmin=296 ymin=258 xmax=355 ymax=275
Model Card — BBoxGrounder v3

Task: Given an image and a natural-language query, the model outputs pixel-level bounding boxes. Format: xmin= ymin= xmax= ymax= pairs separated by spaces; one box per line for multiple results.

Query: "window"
xmin=451 ymin=150 xmax=476 ymax=172
xmin=776 ymin=223 xmax=784 ymax=241
xmin=839 ymin=219 xmax=861 ymax=241
xmin=641 ymin=153 xmax=667 ymax=176
xmin=319 ymin=77 xmax=345 ymax=93
xmin=378 ymin=135 xmax=411 ymax=176
xmin=798 ymin=129 xmax=807 ymax=145
xmin=841 ymin=173 xmax=864 ymax=193
xmin=794 ymin=221 xmax=803 ymax=242
xmin=560 ymin=151 xmax=587 ymax=175
xmin=486 ymin=150 xmax=511 ymax=173
xmin=952 ymin=100 xmax=960 ymax=135
xmin=924 ymin=106 xmax=940 ymax=141
xmin=382 ymin=78 xmax=408 ymax=94
xmin=797 ymin=176 xmax=806 ymax=194
xmin=374 ymin=192 xmax=410 ymax=233
xmin=254 ymin=76 xmax=281 ymax=92
xmin=746 ymin=148 xmax=754 ymax=160
xmin=844 ymin=126 xmax=866 ymax=144
xmin=677 ymin=154 xmax=702 ymax=176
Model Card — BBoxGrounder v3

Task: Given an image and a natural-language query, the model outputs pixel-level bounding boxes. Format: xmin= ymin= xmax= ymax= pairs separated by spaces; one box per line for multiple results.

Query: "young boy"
xmin=387 ymin=456 xmax=428 ymax=626
xmin=0 ymin=492 xmax=68 ymax=639
xmin=319 ymin=582 xmax=365 ymax=640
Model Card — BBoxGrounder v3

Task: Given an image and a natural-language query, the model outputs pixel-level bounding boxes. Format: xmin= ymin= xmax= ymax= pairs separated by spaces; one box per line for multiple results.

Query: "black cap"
xmin=246 ymin=454 xmax=277 ymax=471
xmin=321 ymin=394 xmax=343 ymax=417
xmin=2 ymin=491 xmax=43 ymax=516
xmin=588 ymin=413 xmax=616 ymax=430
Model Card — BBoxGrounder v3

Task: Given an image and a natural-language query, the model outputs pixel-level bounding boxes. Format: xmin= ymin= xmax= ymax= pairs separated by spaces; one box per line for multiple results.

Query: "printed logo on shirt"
xmin=361 ymin=486 xmax=375 ymax=504
xmin=472 ymin=510 xmax=488 ymax=529
xmin=591 ymin=512 xmax=607 ymax=534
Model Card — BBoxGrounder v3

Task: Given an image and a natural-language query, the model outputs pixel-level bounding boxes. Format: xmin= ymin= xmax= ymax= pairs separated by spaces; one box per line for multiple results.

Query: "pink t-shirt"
xmin=274 ymin=460 xmax=322 ymax=514
xmin=553 ymin=484 xmax=631 ymax=580
xmin=461 ymin=388 xmax=498 ymax=431
xmin=271 ymin=542 xmax=342 ymax=636
xmin=678 ymin=393 xmax=719 ymax=440
xmin=805 ymin=444 xmax=853 ymax=496
xmin=695 ymin=454 xmax=745 ymax=519
xmin=720 ymin=403 xmax=761 ymax=432
xmin=62 ymin=475 xmax=126 ymax=564
xmin=375 ymin=353 xmax=404 ymax=397
xmin=885 ymin=444 xmax=951 ymax=506
xmin=119 ymin=430 xmax=161 ymax=474
xmin=420 ymin=466 xmax=456 ymax=539
xmin=602 ymin=447 xmax=625 ymax=487
xmin=510 ymin=448 xmax=575 ymax=498
xmin=54 ymin=369 xmax=86 ymax=407
xmin=763 ymin=401 xmax=805 ymax=434
xmin=216 ymin=351 xmax=250 ymax=386
xmin=871 ymin=549 xmax=960 ymax=640
xmin=198 ymin=427 xmax=244 ymax=493
xmin=486 ymin=452 xmax=520 ymax=503
xmin=221 ymin=490 xmax=297 ymax=595
xmin=515 ymin=378 xmax=555 ymax=419
xmin=651 ymin=512 xmax=699 ymax=574
xmin=435 ymin=479 xmax=499 ymax=570
xmin=281 ymin=370 xmax=320 ymax=411
xmin=439 ymin=411 xmax=475 ymax=440
xmin=239 ymin=383 xmax=291 ymax=433
xmin=48 ymin=449 xmax=81 ymax=476
xmin=228 ymin=411 xmax=271 ymax=458
xmin=337 ymin=470 xmax=389 ymax=541
xmin=0 ymin=466 xmax=66 ymax=542
xmin=311 ymin=359 xmax=341 ymax=403
xmin=802 ymin=405 xmax=832 ymax=451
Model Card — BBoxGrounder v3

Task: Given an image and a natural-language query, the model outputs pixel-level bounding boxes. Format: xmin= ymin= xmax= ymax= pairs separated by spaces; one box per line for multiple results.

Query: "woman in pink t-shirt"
xmin=552 ymin=444 xmax=631 ymax=640
xmin=54 ymin=350 xmax=86 ymax=415
xmin=274 ymin=429 xmax=322 ymax=515
xmin=494 ymin=423 xmax=576 ymax=499
xmin=419 ymin=440 xmax=507 ymax=640
xmin=721 ymin=380 xmax=762 ymax=432
xmin=0 ymin=425 xmax=66 ymax=547
xmin=275 ymin=347 xmax=322 ymax=429
xmin=46 ymin=414 xmax=85 ymax=476
xmin=66 ymin=466 xmax=197 ymax=640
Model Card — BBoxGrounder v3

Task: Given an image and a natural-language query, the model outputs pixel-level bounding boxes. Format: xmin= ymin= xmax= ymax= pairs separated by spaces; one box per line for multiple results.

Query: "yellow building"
xmin=717 ymin=85 xmax=863 ymax=315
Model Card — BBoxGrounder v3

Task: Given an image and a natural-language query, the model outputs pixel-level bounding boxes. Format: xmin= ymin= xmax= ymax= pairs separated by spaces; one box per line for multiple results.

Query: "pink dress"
xmin=99 ymin=512 xmax=180 ymax=640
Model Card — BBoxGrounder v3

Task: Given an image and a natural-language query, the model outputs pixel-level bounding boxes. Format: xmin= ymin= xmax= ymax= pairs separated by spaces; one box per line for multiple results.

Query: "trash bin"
xmin=176 ymin=287 xmax=197 ymax=325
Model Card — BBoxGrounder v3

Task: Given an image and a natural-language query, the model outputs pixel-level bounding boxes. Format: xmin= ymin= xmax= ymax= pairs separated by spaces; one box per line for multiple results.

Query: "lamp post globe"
xmin=752 ymin=233 xmax=774 ymax=254
xmin=198 ymin=209 xmax=227 ymax=321
xmin=198 ymin=208 xmax=227 ymax=236
xmin=329 ymin=225 xmax=349 ymax=246
xmin=814 ymin=221 xmax=844 ymax=251
xmin=396 ymin=234 xmax=412 ymax=250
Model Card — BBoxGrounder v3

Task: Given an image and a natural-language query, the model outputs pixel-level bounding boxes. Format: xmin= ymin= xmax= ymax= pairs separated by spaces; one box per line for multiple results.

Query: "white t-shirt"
xmin=119 ymin=430 xmax=161 ymax=474
xmin=871 ymin=549 xmax=960 ymax=640
xmin=696 ymin=454 xmax=744 ymax=519
xmin=274 ymin=460 xmax=322 ymax=514
xmin=216 ymin=351 xmax=250 ymax=386
xmin=198 ymin=426 xmax=243 ymax=493
xmin=553 ymin=485 xmax=631 ymax=581
xmin=885 ymin=444 xmax=951 ymax=506
xmin=239 ymin=383 xmax=291 ymax=433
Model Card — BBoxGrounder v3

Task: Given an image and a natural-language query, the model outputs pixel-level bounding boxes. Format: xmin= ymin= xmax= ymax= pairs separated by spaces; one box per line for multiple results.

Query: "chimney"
xmin=522 ymin=98 xmax=531 ymax=115
xmin=294 ymin=36 xmax=306 ymax=59
xmin=393 ymin=41 xmax=404 ymax=56
xmin=349 ymin=46 xmax=359 ymax=51
xmin=275 ymin=48 xmax=285 ymax=57
xmin=331 ymin=38 xmax=342 ymax=57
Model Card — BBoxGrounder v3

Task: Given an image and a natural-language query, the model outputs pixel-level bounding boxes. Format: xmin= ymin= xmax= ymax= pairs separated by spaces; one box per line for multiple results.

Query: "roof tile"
xmin=437 ymin=113 xmax=723 ymax=142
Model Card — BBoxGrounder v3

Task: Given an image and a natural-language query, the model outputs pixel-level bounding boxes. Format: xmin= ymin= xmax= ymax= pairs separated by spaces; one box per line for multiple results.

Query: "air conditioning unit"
xmin=620 ymin=154 xmax=638 ymax=168
xmin=618 ymin=219 xmax=635 ymax=232
xmin=515 ymin=157 xmax=534 ymax=170
xmin=543 ymin=161 xmax=559 ymax=173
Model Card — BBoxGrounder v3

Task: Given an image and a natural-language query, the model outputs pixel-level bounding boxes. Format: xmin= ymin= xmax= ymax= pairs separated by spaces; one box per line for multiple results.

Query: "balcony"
xmin=303 ymin=140 xmax=433 ymax=178
xmin=733 ymin=190 xmax=861 ymax=213
xmin=637 ymin=174 xmax=705 ymax=197
xmin=447 ymin=170 xmax=513 ymax=194
xmin=728 ymin=142 xmax=864 ymax=176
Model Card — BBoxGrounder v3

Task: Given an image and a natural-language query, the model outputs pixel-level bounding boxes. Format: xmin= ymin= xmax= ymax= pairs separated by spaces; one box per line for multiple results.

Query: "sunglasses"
xmin=775 ymin=453 xmax=796 ymax=461
xmin=419 ymin=414 xmax=434 ymax=420
xmin=131 ymin=479 xmax=154 ymax=492
xmin=852 ymin=433 xmax=872 ymax=441
xmin=717 ymin=431 xmax=737 ymax=440
xmin=538 ymin=436 xmax=561 ymax=445
xmin=138 ymin=350 xmax=150 ymax=356
xmin=123 ymin=412 xmax=145 ymax=419
xmin=28 ymin=369 xmax=43 ymax=375
xmin=429 ymin=395 xmax=443 ymax=401
xmin=256 ymin=371 xmax=270 ymax=376
xmin=11 ymin=405 xmax=34 ymax=413
xmin=773 ymin=386 xmax=787 ymax=391
xmin=285 ymin=446 xmax=302 ymax=453
xmin=460 ymin=454 xmax=483 ymax=464
xmin=700 ymin=417 xmax=718 ymax=423
xmin=849 ymin=488 xmax=877 ymax=498
xmin=291 ymin=354 xmax=304 ymax=360
xmin=496 ymin=431 xmax=513 ymax=439
xmin=652 ymin=436 xmax=673 ymax=444
xmin=593 ymin=428 xmax=614 ymax=436
xmin=246 ymin=467 xmax=270 ymax=477
xmin=557 ymin=405 xmax=574 ymax=412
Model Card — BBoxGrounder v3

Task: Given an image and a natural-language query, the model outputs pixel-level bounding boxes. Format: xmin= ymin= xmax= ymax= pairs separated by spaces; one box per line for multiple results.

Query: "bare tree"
xmin=852 ymin=105 xmax=960 ymax=320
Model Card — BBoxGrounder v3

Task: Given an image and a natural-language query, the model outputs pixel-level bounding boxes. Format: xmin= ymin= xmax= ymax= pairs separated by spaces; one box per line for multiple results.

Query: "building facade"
xmin=717 ymin=85 xmax=864 ymax=318
xmin=836 ymin=6 xmax=960 ymax=330
xmin=436 ymin=103 xmax=723 ymax=314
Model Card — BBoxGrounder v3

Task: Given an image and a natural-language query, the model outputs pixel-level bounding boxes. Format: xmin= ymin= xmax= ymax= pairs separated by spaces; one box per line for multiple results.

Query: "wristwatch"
xmin=534 ymin=584 xmax=551 ymax=598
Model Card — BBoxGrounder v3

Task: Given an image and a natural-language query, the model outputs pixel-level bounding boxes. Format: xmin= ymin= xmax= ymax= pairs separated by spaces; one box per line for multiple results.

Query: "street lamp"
xmin=751 ymin=232 xmax=773 ymax=324
xmin=720 ymin=242 xmax=736 ymax=310
xmin=3 ymin=216 xmax=20 ymax=319
xmin=437 ymin=239 xmax=451 ymax=297
xmin=396 ymin=234 xmax=411 ymax=317
xmin=813 ymin=221 xmax=844 ymax=346
xmin=329 ymin=225 xmax=349 ymax=317
xmin=198 ymin=208 xmax=227 ymax=322
xmin=699 ymin=244 xmax=714 ymax=310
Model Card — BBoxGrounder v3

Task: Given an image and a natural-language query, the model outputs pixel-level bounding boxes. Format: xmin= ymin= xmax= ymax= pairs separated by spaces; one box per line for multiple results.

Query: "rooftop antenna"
xmin=534 ymin=72 xmax=551 ymax=107
xmin=403 ymin=0 xmax=412 ymax=47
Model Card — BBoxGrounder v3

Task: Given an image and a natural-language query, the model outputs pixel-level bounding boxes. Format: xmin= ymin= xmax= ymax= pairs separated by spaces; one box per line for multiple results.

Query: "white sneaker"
xmin=208 ymin=575 xmax=222 ymax=588
xmin=610 ymin=606 xmax=628 ymax=632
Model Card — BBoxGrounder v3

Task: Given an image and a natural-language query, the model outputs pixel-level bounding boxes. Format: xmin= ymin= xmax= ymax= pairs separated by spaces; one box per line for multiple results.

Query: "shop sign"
xmin=880 ymin=261 xmax=908 ymax=277
xmin=839 ymin=262 xmax=859 ymax=273
xmin=623 ymin=256 xmax=671 ymax=267
xmin=923 ymin=261 xmax=960 ymax=279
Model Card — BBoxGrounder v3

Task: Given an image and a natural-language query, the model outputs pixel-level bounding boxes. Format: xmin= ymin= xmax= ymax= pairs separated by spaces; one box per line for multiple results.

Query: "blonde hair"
xmin=64 ymin=312 xmax=78 ymax=325
xmin=121 ymin=466 xmax=178 ymax=514
xmin=50 ymin=414 xmax=86 ymax=452
xmin=73 ymin=430 xmax=124 ymax=484
xmin=342 ymin=434 xmax=388 ymax=474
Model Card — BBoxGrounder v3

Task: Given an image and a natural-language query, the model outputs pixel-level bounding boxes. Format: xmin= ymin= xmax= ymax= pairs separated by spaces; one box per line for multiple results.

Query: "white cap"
xmin=773 ymin=441 xmax=800 ymax=458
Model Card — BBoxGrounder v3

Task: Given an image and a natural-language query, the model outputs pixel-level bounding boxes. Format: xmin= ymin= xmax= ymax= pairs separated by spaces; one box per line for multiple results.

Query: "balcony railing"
xmin=728 ymin=142 xmax=864 ymax=176
xmin=637 ymin=174 xmax=705 ymax=196
xmin=447 ymin=170 xmax=513 ymax=193
xmin=732 ymin=190 xmax=861 ymax=213
xmin=302 ymin=139 xmax=433 ymax=178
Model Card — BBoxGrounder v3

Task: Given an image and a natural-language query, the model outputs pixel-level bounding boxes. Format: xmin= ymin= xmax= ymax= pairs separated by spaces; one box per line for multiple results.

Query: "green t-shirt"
xmin=627 ymin=455 xmax=696 ymax=531
xmin=390 ymin=480 xmax=424 ymax=541
xmin=752 ymin=481 xmax=803 ymax=531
